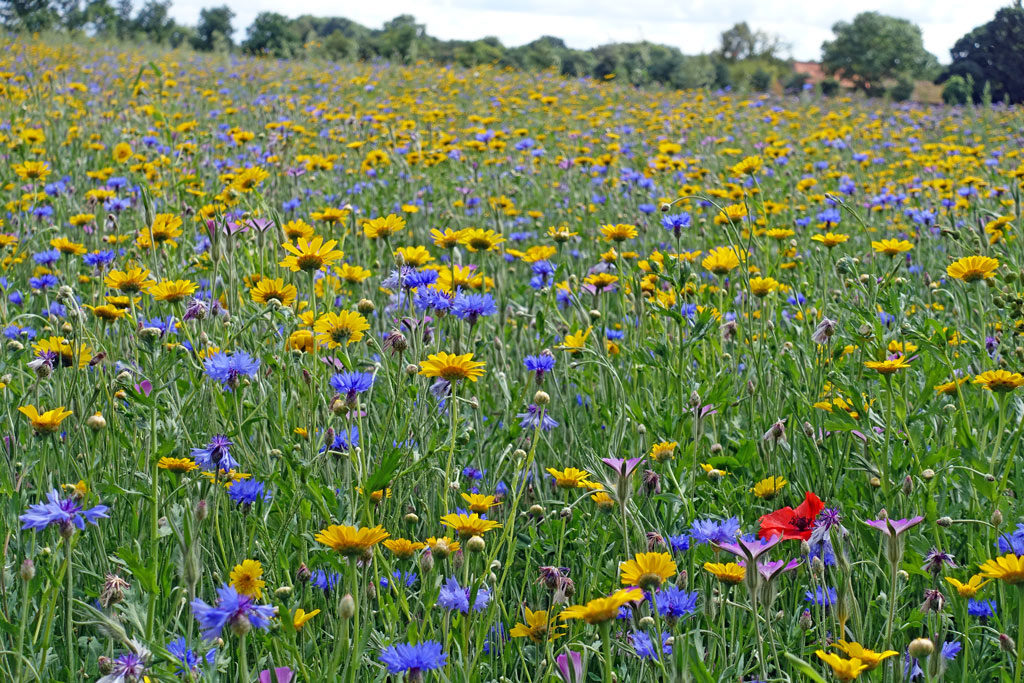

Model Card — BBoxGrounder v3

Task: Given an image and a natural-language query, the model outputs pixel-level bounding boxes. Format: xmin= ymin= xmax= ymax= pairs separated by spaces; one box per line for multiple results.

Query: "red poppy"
xmin=757 ymin=491 xmax=824 ymax=541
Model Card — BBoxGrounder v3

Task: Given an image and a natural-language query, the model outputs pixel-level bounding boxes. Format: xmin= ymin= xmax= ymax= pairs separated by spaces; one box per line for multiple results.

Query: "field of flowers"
xmin=3 ymin=34 xmax=1024 ymax=683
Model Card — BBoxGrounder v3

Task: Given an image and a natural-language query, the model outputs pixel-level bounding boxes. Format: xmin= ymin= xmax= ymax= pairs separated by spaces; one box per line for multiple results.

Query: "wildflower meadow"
xmin=4 ymin=34 xmax=1024 ymax=683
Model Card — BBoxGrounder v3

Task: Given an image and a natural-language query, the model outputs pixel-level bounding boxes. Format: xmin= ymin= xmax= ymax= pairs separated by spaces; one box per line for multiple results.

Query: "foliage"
xmin=939 ymin=2 xmax=1024 ymax=104
xmin=821 ymin=11 xmax=939 ymax=95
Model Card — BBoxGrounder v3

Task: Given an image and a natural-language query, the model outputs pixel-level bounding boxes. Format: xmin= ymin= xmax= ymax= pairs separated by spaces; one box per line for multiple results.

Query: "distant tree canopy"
xmin=821 ymin=12 xmax=939 ymax=94
xmin=939 ymin=1 xmax=1024 ymax=104
xmin=192 ymin=4 xmax=232 ymax=51
xmin=0 ymin=1 xmax=948 ymax=100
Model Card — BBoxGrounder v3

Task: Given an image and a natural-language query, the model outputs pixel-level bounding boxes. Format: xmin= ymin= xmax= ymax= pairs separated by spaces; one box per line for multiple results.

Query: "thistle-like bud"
xmin=992 ymin=509 xmax=1004 ymax=527
xmin=195 ymin=499 xmax=208 ymax=522
xmin=420 ymin=548 xmax=435 ymax=573
xmin=296 ymin=563 xmax=312 ymax=584
xmin=1000 ymin=633 xmax=1016 ymax=653
xmin=20 ymin=558 xmax=35 ymax=582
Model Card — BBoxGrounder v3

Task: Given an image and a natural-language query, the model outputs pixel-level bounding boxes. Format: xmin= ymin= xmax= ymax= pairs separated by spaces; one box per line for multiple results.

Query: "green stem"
xmin=1016 ymin=589 xmax=1024 ymax=683
xmin=601 ymin=621 xmax=614 ymax=683
xmin=65 ymin=539 xmax=74 ymax=679
xmin=15 ymin=572 xmax=30 ymax=683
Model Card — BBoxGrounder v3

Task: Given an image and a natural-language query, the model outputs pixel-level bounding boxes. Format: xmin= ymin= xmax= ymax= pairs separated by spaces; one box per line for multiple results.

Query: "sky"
xmin=168 ymin=0 xmax=1009 ymax=63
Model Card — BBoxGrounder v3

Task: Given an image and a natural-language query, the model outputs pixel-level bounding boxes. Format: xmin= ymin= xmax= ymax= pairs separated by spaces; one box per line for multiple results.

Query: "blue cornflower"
xmin=29 ymin=273 xmax=59 ymax=289
xmin=34 ymin=249 xmax=61 ymax=265
xmin=804 ymin=586 xmax=837 ymax=607
xmin=968 ymin=599 xmax=996 ymax=619
xmin=379 ymin=641 xmax=447 ymax=676
xmin=689 ymin=517 xmax=740 ymax=545
xmin=190 ymin=584 xmax=277 ymax=640
xmin=203 ymin=351 xmax=260 ymax=391
xmin=414 ymin=286 xmax=453 ymax=312
xmin=20 ymin=489 xmax=109 ymax=532
xmin=329 ymin=371 xmax=374 ymax=402
xmin=653 ymin=585 xmax=698 ymax=619
xmin=667 ymin=534 xmax=691 ymax=553
xmin=80 ymin=248 xmax=114 ymax=266
xmin=661 ymin=212 xmax=691 ymax=237
xmin=321 ymin=426 xmax=359 ymax=453
xmin=996 ymin=523 xmax=1024 ymax=555
xmin=228 ymin=479 xmax=270 ymax=506
xmin=309 ymin=569 xmax=341 ymax=593
xmin=462 ymin=466 xmax=484 ymax=481
xmin=190 ymin=435 xmax=237 ymax=472
xmin=437 ymin=576 xmax=490 ymax=613
xmin=166 ymin=636 xmax=216 ymax=677
xmin=404 ymin=268 xmax=439 ymax=289
xmin=380 ymin=570 xmax=417 ymax=589
xmin=523 ymin=353 xmax=556 ymax=383
xmin=631 ymin=630 xmax=672 ymax=660
xmin=451 ymin=291 xmax=497 ymax=325
xmin=516 ymin=404 xmax=558 ymax=431
xmin=483 ymin=622 xmax=509 ymax=655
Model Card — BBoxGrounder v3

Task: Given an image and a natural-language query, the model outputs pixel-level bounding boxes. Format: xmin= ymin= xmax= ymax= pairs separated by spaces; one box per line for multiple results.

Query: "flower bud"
xmin=533 ymin=390 xmax=550 ymax=405
xmin=799 ymin=609 xmax=813 ymax=631
xmin=1000 ymin=633 xmax=1016 ymax=653
xmin=86 ymin=412 xmax=107 ymax=430
xmin=230 ymin=613 xmax=252 ymax=636
xmin=902 ymin=475 xmax=914 ymax=496
xmin=513 ymin=449 xmax=527 ymax=461
xmin=20 ymin=558 xmax=35 ymax=581
xmin=992 ymin=509 xmax=1004 ymax=527
xmin=467 ymin=535 xmax=486 ymax=553
xmin=432 ymin=539 xmax=450 ymax=560
xmin=921 ymin=468 xmax=934 ymax=480
xmin=420 ymin=548 xmax=435 ymax=573
xmin=869 ymin=476 xmax=881 ymax=488
xmin=194 ymin=499 xmax=208 ymax=522
xmin=405 ymin=364 xmax=419 ymax=376
xmin=908 ymin=638 xmax=934 ymax=658
xmin=404 ymin=512 xmax=419 ymax=525
xmin=98 ymin=656 xmax=114 ymax=675
xmin=275 ymin=586 xmax=292 ymax=598
xmin=529 ymin=504 xmax=544 ymax=519
xmin=339 ymin=594 xmax=356 ymax=620
xmin=296 ymin=563 xmax=312 ymax=583
xmin=638 ymin=616 xmax=655 ymax=628
xmin=937 ymin=516 xmax=952 ymax=527
xmin=357 ymin=299 xmax=375 ymax=314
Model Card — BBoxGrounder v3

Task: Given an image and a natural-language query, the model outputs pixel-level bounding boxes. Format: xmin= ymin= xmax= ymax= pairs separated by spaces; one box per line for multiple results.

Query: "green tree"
xmin=718 ymin=22 xmax=786 ymax=61
xmin=821 ymin=12 xmax=938 ymax=95
xmin=939 ymin=2 xmax=1024 ymax=104
xmin=131 ymin=0 xmax=175 ymax=44
xmin=1 ymin=0 xmax=59 ymax=31
xmin=192 ymin=4 xmax=234 ymax=51
xmin=243 ymin=12 xmax=298 ymax=58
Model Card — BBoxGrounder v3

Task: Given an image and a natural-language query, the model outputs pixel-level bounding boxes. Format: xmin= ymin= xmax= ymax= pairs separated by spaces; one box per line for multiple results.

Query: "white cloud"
xmin=168 ymin=0 xmax=1006 ymax=62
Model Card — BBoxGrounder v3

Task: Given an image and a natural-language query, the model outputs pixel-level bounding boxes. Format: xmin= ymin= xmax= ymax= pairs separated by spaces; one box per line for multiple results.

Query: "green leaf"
xmin=784 ymin=653 xmax=827 ymax=683
xmin=365 ymin=449 xmax=405 ymax=496
xmin=115 ymin=545 xmax=157 ymax=594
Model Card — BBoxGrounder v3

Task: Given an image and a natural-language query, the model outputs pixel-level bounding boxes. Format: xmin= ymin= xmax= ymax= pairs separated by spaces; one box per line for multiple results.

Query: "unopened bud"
xmin=420 ymin=548 xmax=435 ymax=573
xmin=902 ymin=475 xmax=913 ymax=496
xmin=275 ymin=586 xmax=292 ymax=598
xmin=404 ymin=513 xmax=419 ymax=525
xmin=296 ymin=563 xmax=311 ymax=583
xmin=529 ymin=504 xmax=544 ymax=519
xmin=467 ymin=535 xmax=485 ymax=553
xmin=908 ymin=638 xmax=934 ymax=658
xmin=799 ymin=609 xmax=813 ymax=631
xmin=869 ymin=476 xmax=881 ymax=488
xmin=405 ymin=364 xmax=419 ymax=376
xmin=357 ymin=299 xmax=375 ymax=314
xmin=533 ymin=390 xmax=550 ymax=405
xmin=993 ymin=509 xmax=1004 ymax=527
xmin=20 ymin=558 xmax=35 ymax=581
xmin=921 ymin=468 xmax=934 ymax=480
xmin=339 ymin=594 xmax=356 ymax=620
xmin=1000 ymin=633 xmax=1016 ymax=653
xmin=937 ymin=516 xmax=952 ymax=527
xmin=194 ymin=499 xmax=208 ymax=522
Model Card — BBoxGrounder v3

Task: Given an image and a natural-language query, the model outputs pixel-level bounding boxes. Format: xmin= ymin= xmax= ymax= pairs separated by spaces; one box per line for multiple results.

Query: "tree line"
xmin=2 ymin=0 xmax=1023 ymax=103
